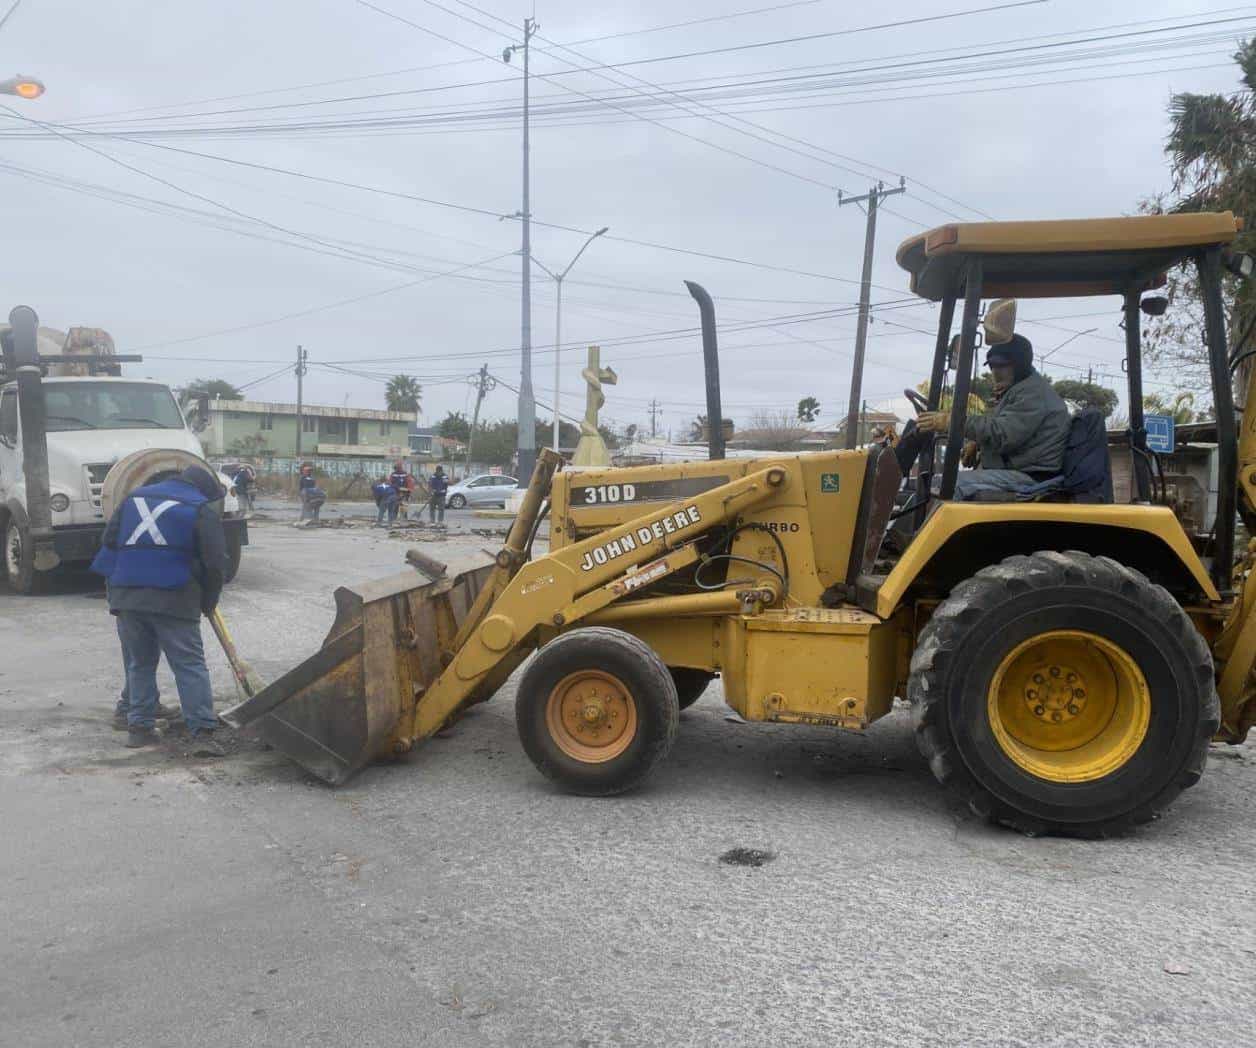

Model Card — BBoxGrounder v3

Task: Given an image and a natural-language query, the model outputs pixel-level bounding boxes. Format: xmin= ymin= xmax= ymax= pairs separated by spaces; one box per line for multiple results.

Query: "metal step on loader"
xmin=224 ymin=211 xmax=1256 ymax=837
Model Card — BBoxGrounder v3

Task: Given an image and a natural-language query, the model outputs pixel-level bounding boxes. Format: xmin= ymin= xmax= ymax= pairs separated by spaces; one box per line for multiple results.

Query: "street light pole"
xmin=503 ymin=18 xmax=539 ymax=481
xmin=532 ymin=226 xmax=609 ymax=454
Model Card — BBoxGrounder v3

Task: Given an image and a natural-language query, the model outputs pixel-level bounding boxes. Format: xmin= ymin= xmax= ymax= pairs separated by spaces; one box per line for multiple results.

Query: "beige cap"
xmin=983 ymin=298 xmax=1017 ymax=345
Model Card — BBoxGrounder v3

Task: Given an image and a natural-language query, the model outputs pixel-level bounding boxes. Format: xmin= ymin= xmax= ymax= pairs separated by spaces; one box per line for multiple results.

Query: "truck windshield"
xmin=42 ymin=382 xmax=185 ymax=432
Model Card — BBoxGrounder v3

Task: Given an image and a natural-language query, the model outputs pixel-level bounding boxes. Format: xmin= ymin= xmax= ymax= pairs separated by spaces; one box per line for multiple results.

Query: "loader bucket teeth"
xmin=220 ymin=556 xmax=495 ymax=785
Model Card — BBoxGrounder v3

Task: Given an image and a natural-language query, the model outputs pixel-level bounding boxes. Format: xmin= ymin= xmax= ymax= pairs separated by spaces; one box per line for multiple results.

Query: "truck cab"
xmin=0 ymin=375 xmax=247 ymax=592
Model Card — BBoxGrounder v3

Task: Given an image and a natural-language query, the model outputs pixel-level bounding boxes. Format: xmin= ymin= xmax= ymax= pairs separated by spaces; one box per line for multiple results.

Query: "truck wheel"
xmin=516 ymin=627 xmax=679 ymax=796
xmin=670 ymin=667 xmax=715 ymax=711
xmin=3 ymin=517 xmax=39 ymax=594
xmin=910 ymin=551 xmax=1218 ymax=837
xmin=223 ymin=528 xmax=242 ymax=584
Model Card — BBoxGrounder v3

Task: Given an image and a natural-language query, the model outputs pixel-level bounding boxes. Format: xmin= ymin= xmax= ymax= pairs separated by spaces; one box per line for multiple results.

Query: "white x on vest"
xmin=125 ymin=498 xmax=179 ymax=546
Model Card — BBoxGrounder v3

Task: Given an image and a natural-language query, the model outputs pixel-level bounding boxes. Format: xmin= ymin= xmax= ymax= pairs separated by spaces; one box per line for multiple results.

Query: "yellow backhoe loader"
xmin=224 ymin=211 xmax=1256 ymax=836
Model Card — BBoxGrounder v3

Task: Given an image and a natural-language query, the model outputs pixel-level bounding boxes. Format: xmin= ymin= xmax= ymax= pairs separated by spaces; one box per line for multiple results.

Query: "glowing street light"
xmin=0 ymin=75 xmax=44 ymax=99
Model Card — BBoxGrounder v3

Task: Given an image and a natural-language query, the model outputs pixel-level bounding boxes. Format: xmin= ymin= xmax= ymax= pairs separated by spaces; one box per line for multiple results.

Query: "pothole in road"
xmin=719 ymin=847 xmax=775 ymax=868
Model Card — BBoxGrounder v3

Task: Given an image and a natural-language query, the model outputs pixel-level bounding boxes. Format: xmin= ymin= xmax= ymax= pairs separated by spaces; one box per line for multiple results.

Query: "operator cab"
xmin=880 ymin=212 xmax=1248 ymax=592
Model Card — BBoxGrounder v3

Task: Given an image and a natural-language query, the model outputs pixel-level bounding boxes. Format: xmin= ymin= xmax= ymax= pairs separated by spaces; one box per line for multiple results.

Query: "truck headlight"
xmin=49 ymin=493 xmax=70 ymax=512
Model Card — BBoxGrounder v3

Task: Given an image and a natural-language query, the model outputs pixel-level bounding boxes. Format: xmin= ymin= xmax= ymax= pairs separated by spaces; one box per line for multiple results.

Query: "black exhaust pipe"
xmin=8 ymin=305 xmax=59 ymax=570
xmin=684 ymin=281 xmax=725 ymax=461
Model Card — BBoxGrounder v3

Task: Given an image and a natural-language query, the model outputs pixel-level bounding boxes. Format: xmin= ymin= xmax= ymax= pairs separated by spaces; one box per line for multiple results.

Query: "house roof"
xmin=208 ymin=399 xmax=414 ymax=422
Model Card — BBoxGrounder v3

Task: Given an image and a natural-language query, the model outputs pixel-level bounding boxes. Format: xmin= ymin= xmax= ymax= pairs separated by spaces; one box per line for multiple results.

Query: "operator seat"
xmin=967 ymin=408 xmax=1113 ymax=504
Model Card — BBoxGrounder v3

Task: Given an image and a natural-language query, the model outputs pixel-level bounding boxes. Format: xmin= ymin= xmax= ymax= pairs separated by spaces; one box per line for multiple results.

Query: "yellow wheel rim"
xmin=545 ymin=670 xmax=638 ymax=764
xmin=986 ymin=630 xmax=1150 ymax=783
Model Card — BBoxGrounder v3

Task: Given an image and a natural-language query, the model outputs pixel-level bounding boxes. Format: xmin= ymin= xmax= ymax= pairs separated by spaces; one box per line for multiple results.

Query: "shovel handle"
xmin=209 ymin=607 xmax=262 ymax=699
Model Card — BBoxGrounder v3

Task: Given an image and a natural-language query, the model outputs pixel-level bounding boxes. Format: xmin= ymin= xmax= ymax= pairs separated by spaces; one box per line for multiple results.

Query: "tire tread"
xmin=909 ymin=550 xmax=1218 ymax=836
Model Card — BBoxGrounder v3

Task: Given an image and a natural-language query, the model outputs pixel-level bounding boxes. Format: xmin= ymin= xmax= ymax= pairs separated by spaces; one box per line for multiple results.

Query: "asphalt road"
xmin=2 ymin=521 xmax=1255 ymax=1047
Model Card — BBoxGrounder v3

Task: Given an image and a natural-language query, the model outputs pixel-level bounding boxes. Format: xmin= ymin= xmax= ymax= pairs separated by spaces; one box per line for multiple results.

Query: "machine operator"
xmin=895 ymin=300 xmax=1070 ymax=499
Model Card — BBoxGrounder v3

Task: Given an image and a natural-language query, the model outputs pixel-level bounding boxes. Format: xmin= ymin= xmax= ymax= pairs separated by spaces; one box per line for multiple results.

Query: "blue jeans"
xmin=376 ymin=493 xmax=398 ymax=524
xmin=954 ymin=468 xmax=1037 ymax=500
xmin=113 ymin=617 xmax=160 ymax=716
xmin=115 ymin=612 xmax=216 ymax=733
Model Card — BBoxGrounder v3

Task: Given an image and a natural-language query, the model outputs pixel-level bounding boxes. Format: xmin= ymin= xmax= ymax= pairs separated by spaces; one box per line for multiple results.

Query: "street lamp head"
xmin=502 ymin=47 xmax=514 ymax=63
xmin=0 ymin=75 xmax=44 ymax=99
xmin=595 ymin=226 xmax=609 ymax=236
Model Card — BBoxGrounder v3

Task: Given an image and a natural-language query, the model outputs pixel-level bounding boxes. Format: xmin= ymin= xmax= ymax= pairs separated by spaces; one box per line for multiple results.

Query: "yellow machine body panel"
xmin=873 ymin=502 xmax=1220 ymax=620
xmin=732 ymin=608 xmax=901 ymax=728
xmin=551 ymin=450 xmax=870 ymax=607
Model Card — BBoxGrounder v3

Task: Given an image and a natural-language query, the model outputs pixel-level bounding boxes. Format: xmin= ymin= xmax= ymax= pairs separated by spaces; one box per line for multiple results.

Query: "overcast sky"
xmin=0 ymin=0 xmax=1247 ymax=438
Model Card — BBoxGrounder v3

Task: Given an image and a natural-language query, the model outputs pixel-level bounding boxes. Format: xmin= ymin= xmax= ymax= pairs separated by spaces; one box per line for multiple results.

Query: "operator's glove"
xmin=961 ymin=440 xmax=980 ymax=468
xmin=916 ymin=410 xmax=952 ymax=434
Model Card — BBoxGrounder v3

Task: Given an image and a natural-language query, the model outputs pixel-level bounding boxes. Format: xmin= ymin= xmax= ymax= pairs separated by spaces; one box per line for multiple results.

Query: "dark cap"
xmin=986 ymin=333 xmax=1033 ymax=368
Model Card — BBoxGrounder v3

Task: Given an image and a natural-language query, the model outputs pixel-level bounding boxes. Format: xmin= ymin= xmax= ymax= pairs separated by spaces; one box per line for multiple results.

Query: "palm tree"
xmin=385 ymin=375 xmax=422 ymax=415
xmin=1143 ymin=40 xmax=1256 ymax=392
xmin=1144 ymin=392 xmax=1196 ymax=425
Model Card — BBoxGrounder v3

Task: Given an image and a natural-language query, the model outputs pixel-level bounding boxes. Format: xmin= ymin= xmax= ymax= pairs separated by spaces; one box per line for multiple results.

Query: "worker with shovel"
xmin=91 ymin=464 xmax=228 ymax=757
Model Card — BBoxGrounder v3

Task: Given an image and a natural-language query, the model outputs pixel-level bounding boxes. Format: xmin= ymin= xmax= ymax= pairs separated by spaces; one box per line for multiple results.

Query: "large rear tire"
xmin=516 ymin=627 xmax=679 ymax=796
xmin=909 ymin=551 xmax=1218 ymax=837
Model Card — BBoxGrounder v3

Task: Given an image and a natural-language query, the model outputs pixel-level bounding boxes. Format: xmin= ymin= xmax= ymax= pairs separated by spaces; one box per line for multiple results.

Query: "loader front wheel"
xmin=909 ymin=551 xmax=1218 ymax=837
xmin=517 ymin=627 xmax=679 ymax=795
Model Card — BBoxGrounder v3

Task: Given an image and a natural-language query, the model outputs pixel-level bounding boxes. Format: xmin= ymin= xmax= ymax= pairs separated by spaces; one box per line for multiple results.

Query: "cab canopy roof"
xmin=896 ymin=212 xmax=1241 ymax=301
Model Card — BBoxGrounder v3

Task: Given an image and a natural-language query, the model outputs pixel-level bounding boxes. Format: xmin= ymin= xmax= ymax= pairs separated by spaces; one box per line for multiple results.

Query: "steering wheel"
xmin=903 ymin=388 xmax=929 ymax=415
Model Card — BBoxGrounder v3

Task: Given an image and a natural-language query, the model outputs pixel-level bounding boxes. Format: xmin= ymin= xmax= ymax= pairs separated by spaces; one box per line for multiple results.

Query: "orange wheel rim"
xmin=545 ymin=670 xmax=638 ymax=764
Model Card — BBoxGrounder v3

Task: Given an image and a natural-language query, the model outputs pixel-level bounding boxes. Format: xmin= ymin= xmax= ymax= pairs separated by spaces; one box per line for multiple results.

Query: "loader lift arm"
xmin=406 ymin=459 xmax=788 ymax=744
xmin=224 ymin=450 xmax=789 ymax=784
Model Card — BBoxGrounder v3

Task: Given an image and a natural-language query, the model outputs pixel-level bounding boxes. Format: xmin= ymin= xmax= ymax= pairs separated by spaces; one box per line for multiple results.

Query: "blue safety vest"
xmin=91 ymin=479 xmax=206 ymax=589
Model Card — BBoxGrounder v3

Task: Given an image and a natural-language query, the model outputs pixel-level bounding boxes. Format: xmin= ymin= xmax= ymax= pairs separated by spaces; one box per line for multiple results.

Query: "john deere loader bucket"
xmin=221 ymin=555 xmax=495 ymax=784
xmin=220 ymin=451 xmax=562 ymax=785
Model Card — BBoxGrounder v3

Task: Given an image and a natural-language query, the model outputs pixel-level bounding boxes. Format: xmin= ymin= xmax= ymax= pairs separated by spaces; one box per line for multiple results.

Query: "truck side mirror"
xmin=189 ymin=392 xmax=211 ymax=432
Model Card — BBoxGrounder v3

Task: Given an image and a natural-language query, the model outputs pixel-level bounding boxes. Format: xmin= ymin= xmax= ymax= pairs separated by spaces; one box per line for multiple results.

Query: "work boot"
xmin=188 ymin=731 xmax=226 ymax=758
xmin=113 ymin=702 xmax=179 ymax=730
xmin=125 ymin=727 xmax=160 ymax=748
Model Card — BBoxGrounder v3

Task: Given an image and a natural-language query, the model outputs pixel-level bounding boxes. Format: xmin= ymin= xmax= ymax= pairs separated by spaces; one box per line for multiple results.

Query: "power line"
xmin=50 ymin=0 xmax=1050 ymax=132
xmin=3 ymin=114 xmax=887 ymax=287
xmin=62 ymin=1 xmax=847 ymax=125
xmin=130 ymin=250 xmax=517 ymax=351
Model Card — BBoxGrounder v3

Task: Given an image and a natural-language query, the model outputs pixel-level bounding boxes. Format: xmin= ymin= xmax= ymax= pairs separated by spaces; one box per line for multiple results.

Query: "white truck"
xmin=0 ymin=311 xmax=247 ymax=594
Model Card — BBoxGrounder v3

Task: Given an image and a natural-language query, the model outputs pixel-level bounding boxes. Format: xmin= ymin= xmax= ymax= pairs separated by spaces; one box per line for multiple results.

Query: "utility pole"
xmin=465 ymin=364 xmax=497 ymax=476
xmin=839 ymin=179 xmax=906 ymax=449
xmin=294 ymin=344 xmax=308 ymax=461
xmin=648 ymin=398 xmax=661 ymax=438
xmin=503 ymin=17 xmax=539 ymax=481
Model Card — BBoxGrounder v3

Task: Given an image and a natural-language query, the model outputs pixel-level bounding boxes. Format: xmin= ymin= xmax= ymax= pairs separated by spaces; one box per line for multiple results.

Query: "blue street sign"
xmin=1145 ymin=414 xmax=1175 ymax=453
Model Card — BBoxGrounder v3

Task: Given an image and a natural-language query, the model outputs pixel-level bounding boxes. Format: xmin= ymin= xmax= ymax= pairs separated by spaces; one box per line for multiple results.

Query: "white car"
xmin=445 ymin=473 xmax=518 ymax=509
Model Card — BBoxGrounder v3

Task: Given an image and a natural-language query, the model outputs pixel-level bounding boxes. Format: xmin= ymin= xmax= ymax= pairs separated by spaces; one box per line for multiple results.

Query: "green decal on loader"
xmin=820 ymin=473 xmax=841 ymax=493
